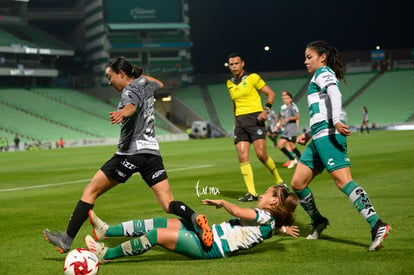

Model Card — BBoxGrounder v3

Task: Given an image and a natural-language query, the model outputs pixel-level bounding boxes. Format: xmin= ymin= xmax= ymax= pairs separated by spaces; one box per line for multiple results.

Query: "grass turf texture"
xmin=0 ymin=130 xmax=413 ymax=274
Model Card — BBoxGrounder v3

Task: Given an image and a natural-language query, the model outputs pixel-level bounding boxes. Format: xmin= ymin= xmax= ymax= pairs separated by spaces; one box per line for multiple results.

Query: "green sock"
xmin=341 ymin=181 xmax=379 ymax=228
xmin=104 ymin=230 xmax=158 ymax=260
xmin=294 ymin=187 xmax=322 ymax=223
xmin=106 ymin=217 xmax=168 ymax=237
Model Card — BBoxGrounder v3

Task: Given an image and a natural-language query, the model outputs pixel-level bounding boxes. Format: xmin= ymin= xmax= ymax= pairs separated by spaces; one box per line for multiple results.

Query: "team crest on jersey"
xmin=257 ymin=129 xmax=263 ymax=136
xmin=126 ymin=91 xmax=133 ymax=99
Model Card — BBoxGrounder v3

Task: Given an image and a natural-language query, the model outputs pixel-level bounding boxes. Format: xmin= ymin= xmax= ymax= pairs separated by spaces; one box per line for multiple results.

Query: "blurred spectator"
xmin=360 ymin=106 xmax=369 ymax=135
xmin=4 ymin=137 xmax=9 ymax=152
xmin=14 ymin=134 xmax=20 ymax=151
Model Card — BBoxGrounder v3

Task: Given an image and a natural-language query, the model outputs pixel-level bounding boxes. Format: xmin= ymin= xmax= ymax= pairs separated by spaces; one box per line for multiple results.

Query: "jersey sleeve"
xmin=253 ymin=208 xmax=273 ymax=224
xmin=120 ymin=89 xmax=139 ymax=108
xmin=251 ymin=73 xmax=267 ymax=91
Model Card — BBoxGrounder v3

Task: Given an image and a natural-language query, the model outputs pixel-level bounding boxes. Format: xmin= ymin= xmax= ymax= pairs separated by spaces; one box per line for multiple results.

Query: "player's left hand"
xmin=257 ymin=111 xmax=268 ymax=122
xmin=109 ymin=111 xmax=123 ymax=124
xmin=285 ymin=225 xmax=300 ymax=238
xmin=335 ymin=121 xmax=351 ymax=136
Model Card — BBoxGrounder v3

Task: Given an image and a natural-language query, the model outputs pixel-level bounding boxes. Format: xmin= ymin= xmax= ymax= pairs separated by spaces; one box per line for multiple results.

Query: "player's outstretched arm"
xmin=203 ymin=199 xmax=256 ymax=220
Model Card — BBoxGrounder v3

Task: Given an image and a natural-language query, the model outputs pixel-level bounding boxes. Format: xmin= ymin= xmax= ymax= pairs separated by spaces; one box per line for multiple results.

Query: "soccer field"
xmin=1 ymin=130 xmax=413 ymax=274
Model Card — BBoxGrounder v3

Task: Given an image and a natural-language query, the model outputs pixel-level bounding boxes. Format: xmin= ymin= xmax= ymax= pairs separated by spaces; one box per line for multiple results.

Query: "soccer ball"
xmin=63 ymin=248 xmax=99 ymax=275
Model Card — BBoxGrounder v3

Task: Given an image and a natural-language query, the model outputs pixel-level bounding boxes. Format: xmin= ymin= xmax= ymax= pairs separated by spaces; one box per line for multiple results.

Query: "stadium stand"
xmin=174 ymin=87 xmax=211 ymax=122
xmin=31 ymin=87 xmax=114 ymax=119
xmin=0 ymin=24 xmax=72 ymax=52
xmin=0 ymin=88 xmax=118 ymax=140
xmin=0 ymin=27 xmax=36 ymax=48
xmin=266 ymin=76 xmax=309 ymax=99
xmin=206 ymin=83 xmax=234 ymax=134
xmin=341 ymin=71 xmax=379 ymax=104
xmin=345 ymin=69 xmax=414 ymax=126
xmin=0 ymin=102 xmax=96 ymax=142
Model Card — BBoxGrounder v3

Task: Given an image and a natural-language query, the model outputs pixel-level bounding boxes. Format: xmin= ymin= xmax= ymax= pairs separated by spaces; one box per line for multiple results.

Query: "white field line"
xmin=0 ymin=164 xmax=214 ymax=192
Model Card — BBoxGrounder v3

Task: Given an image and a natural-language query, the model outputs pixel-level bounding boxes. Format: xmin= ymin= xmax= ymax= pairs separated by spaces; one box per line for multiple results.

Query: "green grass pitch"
xmin=0 ymin=130 xmax=413 ymax=274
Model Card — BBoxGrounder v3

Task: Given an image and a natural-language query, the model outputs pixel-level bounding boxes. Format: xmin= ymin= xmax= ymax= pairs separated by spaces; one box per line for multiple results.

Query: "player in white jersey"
xmin=44 ymin=57 xmax=213 ymax=253
xmin=290 ymin=41 xmax=391 ymax=251
xmin=84 ymin=184 xmax=299 ymax=262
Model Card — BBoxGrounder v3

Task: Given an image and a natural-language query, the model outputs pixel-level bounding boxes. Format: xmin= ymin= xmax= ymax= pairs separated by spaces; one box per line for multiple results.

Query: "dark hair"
xmin=264 ymin=185 xmax=298 ymax=227
xmin=306 ymin=40 xmax=346 ymax=82
xmin=282 ymin=91 xmax=293 ymax=99
xmin=106 ymin=56 xmax=143 ymax=79
xmin=228 ymin=52 xmax=244 ymax=61
xmin=362 ymin=106 xmax=368 ymax=112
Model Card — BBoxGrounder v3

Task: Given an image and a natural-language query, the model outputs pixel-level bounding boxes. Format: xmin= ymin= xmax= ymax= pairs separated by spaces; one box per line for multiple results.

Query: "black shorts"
xmin=280 ymin=135 xmax=297 ymax=142
xmin=100 ymin=153 xmax=168 ymax=187
xmin=234 ymin=112 xmax=266 ymax=144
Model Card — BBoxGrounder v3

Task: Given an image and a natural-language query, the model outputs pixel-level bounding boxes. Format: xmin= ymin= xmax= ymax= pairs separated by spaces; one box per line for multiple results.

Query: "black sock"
xmin=281 ymin=147 xmax=294 ymax=160
xmin=293 ymin=148 xmax=301 ymax=158
xmin=66 ymin=200 xmax=94 ymax=239
xmin=168 ymin=201 xmax=195 ymax=221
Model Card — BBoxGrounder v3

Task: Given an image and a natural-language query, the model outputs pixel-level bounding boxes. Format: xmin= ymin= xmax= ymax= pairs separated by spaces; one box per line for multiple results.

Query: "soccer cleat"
xmin=238 ymin=193 xmax=259 ymax=202
xmin=88 ymin=210 xmax=109 ymax=241
xmin=288 ymin=159 xmax=298 ymax=169
xmin=191 ymin=214 xmax=213 ymax=248
xmin=368 ymin=222 xmax=391 ymax=251
xmin=282 ymin=161 xmax=291 ymax=167
xmin=85 ymin=235 xmax=110 ymax=263
xmin=43 ymin=229 xmax=72 ymax=253
xmin=306 ymin=217 xmax=329 ymax=240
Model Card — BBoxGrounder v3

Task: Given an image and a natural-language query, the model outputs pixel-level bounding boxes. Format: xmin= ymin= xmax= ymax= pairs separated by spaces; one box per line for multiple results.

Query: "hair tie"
xmin=131 ymin=68 xmax=135 ymax=74
xmin=278 ymin=187 xmax=283 ymax=205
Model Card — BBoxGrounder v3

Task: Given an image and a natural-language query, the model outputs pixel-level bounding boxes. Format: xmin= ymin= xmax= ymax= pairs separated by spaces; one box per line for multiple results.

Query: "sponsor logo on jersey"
xmin=121 ymin=158 xmax=137 ymax=170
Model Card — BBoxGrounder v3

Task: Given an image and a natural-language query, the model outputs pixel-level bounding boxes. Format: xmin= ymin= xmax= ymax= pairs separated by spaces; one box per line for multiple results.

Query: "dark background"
xmin=188 ymin=0 xmax=412 ymax=74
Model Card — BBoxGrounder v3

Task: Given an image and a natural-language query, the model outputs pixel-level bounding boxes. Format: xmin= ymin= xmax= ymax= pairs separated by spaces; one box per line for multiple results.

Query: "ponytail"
xmin=106 ymin=56 xmax=143 ymax=79
xmin=307 ymin=40 xmax=346 ymax=82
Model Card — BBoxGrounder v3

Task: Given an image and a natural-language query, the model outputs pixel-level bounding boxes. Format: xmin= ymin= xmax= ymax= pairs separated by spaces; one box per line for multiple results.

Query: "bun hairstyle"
xmin=106 ymin=56 xmax=143 ymax=79
xmin=307 ymin=40 xmax=346 ymax=82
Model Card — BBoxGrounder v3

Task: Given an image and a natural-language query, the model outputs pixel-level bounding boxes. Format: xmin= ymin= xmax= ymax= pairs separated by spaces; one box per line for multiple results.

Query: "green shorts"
xmin=175 ymin=220 xmax=224 ymax=259
xmin=299 ymin=134 xmax=351 ymax=173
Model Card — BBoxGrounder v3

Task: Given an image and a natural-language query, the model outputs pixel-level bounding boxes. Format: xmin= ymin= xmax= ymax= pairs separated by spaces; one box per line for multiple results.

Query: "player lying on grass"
xmin=85 ymin=184 xmax=299 ymax=262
